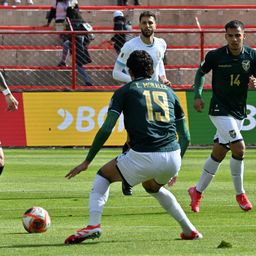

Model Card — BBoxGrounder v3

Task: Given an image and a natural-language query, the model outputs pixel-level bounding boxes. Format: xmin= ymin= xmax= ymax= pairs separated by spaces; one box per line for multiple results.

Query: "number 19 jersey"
xmin=108 ymin=78 xmax=185 ymax=152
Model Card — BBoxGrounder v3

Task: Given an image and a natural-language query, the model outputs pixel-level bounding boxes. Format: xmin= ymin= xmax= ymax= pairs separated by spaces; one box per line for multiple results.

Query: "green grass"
xmin=0 ymin=148 xmax=255 ymax=256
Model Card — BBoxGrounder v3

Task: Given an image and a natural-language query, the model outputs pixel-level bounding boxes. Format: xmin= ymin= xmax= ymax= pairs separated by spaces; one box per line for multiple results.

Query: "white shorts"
xmin=116 ymin=149 xmax=181 ymax=186
xmin=209 ymin=115 xmax=244 ymax=145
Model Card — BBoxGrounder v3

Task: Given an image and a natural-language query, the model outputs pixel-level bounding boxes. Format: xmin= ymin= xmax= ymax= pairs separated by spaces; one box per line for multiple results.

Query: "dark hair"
xmin=225 ymin=20 xmax=244 ymax=31
xmin=127 ymin=50 xmax=154 ymax=79
xmin=139 ymin=11 xmax=156 ymax=22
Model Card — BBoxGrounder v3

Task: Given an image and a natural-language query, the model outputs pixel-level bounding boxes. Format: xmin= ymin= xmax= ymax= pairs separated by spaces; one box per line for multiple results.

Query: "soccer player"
xmin=188 ymin=20 xmax=256 ymax=213
xmin=64 ymin=50 xmax=202 ymax=244
xmin=112 ymin=11 xmax=171 ymax=86
xmin=0 ymin=71 xmax=19 ymax=175
xmin=113 ymin=11 xmax=172 ymax=195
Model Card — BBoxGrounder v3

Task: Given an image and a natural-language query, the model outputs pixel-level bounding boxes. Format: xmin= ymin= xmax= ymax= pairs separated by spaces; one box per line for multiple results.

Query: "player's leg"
xmin=188 ymin=116 xmax=230 ymax=212
xmin=195 ymin=142 xmax=227 ymax=190
xmin=0 ymin=143 xmax=5 ymax=175
xmin=230 ymin=139 xmax=252 ymax=211
xmin=212 ymin=116 xmax=252 ymax=211
xmin=121 ymin=138 xmax=133 ymax=196
xmin=142 ymin=149 xmax=202 ymax=240
xmin=65 ymin=158 xmax=123 ymax=244
xmin=142 ymin=180 xmax=202 ymax=240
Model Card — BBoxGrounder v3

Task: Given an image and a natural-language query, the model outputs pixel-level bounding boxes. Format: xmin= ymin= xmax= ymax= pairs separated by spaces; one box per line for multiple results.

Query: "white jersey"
xmin=116 ymin=36 xmax=167 ymax=81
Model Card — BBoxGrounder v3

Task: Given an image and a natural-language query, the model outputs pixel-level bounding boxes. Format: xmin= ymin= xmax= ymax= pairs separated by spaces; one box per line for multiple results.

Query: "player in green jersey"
xmin=188 ymin=20 xmax=256 ymax=213
xmin=64 ymin=50 xmax=202 ymax=244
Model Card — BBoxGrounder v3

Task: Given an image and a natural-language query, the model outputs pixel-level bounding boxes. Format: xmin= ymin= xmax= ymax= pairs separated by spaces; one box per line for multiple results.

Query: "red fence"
xmin=2 ymin=5 xmax=256 ymax=91
xmin=0 ymin=27 xmax=256 ymax=91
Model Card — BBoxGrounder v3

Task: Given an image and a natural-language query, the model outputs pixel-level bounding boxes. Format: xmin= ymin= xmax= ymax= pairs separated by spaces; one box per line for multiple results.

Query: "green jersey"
xmin=200 ymin=45 xmax=256 ymax=120
xmin=109 ymin=78 xmax=185 ymax=152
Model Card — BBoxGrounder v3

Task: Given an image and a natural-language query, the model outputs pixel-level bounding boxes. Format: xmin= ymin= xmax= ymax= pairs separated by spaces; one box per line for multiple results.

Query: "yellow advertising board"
xmin=23 ymin=91 xmax=188 ymax=146
xmin=23 ymin=92 xmax=126 ymax=146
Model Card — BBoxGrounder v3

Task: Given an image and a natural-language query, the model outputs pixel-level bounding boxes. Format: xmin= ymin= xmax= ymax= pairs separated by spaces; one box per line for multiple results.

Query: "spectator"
xmin=46 ymin=0 xmax=79 ymax=28
xmin=58 ymin=9 xmax=94 ymax=86
xmin=46 ymin=0 xmax=69 ymax=28
xmin=111 ymin=10 xmax=129 ymax=54
xmin=117 ymin=0 xmax=141 ymax=5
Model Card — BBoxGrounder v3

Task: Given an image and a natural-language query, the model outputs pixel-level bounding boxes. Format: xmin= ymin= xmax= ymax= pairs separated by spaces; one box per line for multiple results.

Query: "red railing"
xmin=1 ymin=28 xmax=256 ymax=90
xmin=1 ymin=3 xmax=256 ymax=90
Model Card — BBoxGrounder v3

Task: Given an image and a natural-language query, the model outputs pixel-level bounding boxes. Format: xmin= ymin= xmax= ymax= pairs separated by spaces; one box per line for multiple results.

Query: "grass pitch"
xmin=0 ymin=148 xmax=255 ymax=256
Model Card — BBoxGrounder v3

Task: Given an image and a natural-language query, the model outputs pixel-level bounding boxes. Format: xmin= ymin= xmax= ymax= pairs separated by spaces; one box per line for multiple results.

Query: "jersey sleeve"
xmin=250 ymin=49 xmax=256 ymax=76
xmin=200 ymin=50 xmax=216 ymax=74
xmin=116 ymin=41 xmax=132 ymax=66
xmin=161 ymin=38 xmax=167 ymax=55
xmin=108 ymin=86 xmax=126 ymax=115
xmin=172 ymin=91 xmax=185 ymax=121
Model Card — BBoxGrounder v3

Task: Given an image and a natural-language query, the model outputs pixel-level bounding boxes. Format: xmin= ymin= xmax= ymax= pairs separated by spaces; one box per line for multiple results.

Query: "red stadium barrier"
xmin=1 ymin=4 xmax=256 ymax=91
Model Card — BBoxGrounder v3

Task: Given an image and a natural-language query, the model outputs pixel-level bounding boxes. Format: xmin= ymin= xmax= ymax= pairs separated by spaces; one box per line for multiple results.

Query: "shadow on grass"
xmin=0 ymin=241 xmax=100 ymax=249
xmin=0 ymin=236 xmax=184 ymax=249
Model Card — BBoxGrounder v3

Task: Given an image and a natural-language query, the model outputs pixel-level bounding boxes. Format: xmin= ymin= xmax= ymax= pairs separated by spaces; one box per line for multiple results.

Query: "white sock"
xmin=230 ymin=157 xmax=245 ymax=195
xmin=150 ymin=187 xmax=196 ymax=235
xmin=196 ymin=156 xmax=221 ymax=193
xmin=88 ymin=174 xmax=110 ymax=226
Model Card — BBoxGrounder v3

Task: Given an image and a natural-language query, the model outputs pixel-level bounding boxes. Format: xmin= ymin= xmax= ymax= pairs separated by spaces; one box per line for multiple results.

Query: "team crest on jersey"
xmin=229 ymin=130 xmax=237 ymax=139
xmin=242 ymin=60 xmax=250 ymax=72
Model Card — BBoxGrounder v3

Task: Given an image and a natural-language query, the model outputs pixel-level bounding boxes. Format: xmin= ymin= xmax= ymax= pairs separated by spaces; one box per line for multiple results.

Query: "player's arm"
xmin=193 ymin=68 xmax=205 ymax=112
xmin=248 ymin=75 xmax=256 ymax=89
xmin=65 ymin=111 xmax=119 ymax=179
xmin=159 ymin=59 xmax=171 ymax=86
xmin=112 ymin=61 xmax=132 ymax=83
xmin=112 ymin=43 xmax=132 ymax=83
xmin=193 ymin=68 xmax=205 ymax=99
xmin=85 ymin=111 xmax=119 ymax=163
xmin=168 ymin=113 xmax=190 ymax=187
xmin=173 ymin=91 xmax=190 ymax=158
xmin=0 ymin=72 xmax=18 ymax=111
xmin=175 ymin=118 xmax=190 ymax=158
xmin=0 ymin=71 xmax=10 ymax=93
xmin=168 ymin=99 xmax=190 ymax=187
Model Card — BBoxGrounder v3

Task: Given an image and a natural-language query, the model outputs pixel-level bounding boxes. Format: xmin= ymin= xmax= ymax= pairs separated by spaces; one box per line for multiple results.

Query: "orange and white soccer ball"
xmin=22 ymin=207 xmax=51 ymax=233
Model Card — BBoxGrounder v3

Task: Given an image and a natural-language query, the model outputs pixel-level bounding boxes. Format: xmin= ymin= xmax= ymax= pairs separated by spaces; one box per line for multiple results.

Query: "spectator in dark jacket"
xmin=58 ymin=9 xmax=94 ymax=86
xmin=111 ymin=10 xmax=129 ymax=54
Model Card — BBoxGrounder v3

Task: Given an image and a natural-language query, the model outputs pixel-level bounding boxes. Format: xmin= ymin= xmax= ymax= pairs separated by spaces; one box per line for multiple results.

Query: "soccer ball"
xmin=22 ymin=207 xmax=51 ymax=233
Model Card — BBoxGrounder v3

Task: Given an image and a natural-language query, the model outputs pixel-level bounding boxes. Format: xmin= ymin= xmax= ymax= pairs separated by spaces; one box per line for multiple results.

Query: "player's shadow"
xmin=0 ymin=241 xmax=100 ymax=249
xmin=0 ymin=236 xmax=178 ymax=249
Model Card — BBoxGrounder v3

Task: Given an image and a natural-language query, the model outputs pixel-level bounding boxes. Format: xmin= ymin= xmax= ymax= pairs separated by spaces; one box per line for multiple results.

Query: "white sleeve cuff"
xmin=2 ymin=88 xmax=11 ymax=96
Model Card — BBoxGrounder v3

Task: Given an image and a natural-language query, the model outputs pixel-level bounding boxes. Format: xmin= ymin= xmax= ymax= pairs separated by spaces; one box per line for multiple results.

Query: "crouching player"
xmin=64 ymin=50 xmax=202 ymax=244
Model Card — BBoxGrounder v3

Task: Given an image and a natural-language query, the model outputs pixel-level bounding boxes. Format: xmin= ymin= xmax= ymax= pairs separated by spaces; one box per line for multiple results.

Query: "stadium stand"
xmin=1 ymin=2 xmax=256 ymax=90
